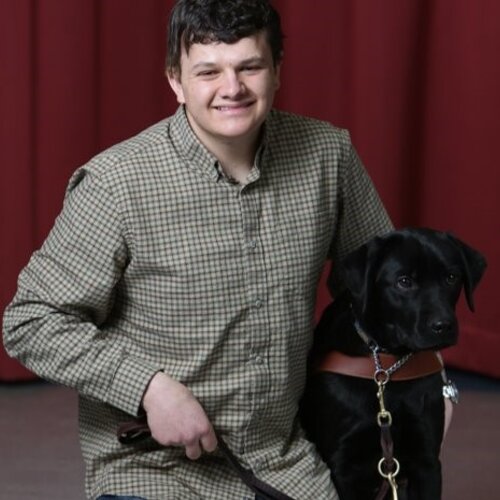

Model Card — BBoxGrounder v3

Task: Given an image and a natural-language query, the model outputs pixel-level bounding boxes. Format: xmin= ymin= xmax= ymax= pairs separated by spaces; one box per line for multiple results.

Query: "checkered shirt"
xmin=3 ymin=106 xmax=392 ymax=499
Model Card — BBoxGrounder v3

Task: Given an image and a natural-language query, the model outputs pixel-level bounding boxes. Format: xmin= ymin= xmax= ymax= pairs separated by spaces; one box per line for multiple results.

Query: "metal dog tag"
xmin=442 ymin=380 xmax=459 ymax=404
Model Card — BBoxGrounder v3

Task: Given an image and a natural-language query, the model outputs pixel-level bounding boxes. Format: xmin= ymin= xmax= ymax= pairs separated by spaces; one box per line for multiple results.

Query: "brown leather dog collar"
xmin=317 ymin=350 xmax=443 ymax=381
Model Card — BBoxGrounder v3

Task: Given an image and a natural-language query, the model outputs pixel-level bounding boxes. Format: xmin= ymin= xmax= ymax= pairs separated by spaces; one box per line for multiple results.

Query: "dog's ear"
xmin=340 ymin=236 xmax=386 ymax=317
xmin=447 ymin=234 xmax=487 ymax=311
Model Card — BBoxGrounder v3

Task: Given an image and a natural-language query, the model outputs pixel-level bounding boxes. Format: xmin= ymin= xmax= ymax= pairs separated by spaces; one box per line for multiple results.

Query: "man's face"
xmin=168 ymin=31 xmax=281 ymax=152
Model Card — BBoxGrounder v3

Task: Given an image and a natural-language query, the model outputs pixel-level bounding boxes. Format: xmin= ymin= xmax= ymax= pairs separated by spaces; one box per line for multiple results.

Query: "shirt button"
xmin=248 ymin=240 xmax=257 ymax=250
xmin=254 ymin=458 xmax=264 ymax=469
xmin=249 ymin=353 xmax=264 ymax=365
xmin=254 ymin=298 xmax=263 ymax=309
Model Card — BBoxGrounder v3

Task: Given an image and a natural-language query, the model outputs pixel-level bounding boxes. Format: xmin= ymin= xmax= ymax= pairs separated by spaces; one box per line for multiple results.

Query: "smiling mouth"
xmin=214 ymin=102 xmax=253 ymax=111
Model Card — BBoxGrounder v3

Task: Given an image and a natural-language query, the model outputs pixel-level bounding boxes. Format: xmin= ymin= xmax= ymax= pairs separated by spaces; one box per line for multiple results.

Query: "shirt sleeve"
xmin=2 ymin=169 xmax=162 ymax=416
xmin=328 ymin=133 xmax=394 ymax=293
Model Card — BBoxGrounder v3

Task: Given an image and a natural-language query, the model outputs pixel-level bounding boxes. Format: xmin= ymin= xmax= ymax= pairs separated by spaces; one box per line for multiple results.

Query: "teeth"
xmin=216 ymin=103 xmax=251 ymax=111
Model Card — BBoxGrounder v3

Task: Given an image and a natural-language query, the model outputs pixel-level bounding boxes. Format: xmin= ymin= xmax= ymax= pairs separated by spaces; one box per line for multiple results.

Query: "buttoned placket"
xmin=235 ymin=177 xmax=273 ymax=460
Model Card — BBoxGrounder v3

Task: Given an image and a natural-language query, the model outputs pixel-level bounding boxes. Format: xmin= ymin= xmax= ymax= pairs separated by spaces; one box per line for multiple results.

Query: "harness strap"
xmin=317 ymin=350 xmax=443 ymax=380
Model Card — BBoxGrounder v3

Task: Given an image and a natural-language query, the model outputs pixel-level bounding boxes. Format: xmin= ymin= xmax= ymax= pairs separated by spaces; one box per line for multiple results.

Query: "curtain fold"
xmin=1 ymin=0 xmax=498 ymax=380
xmin=1 ymin=0 xmax=36 ymax=380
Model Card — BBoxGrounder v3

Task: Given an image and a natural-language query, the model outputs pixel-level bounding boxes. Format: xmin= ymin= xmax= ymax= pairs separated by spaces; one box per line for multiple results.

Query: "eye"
xmin=241 ymin=65 xmax=262 ymax=74
xmin=196 ymin=69 xmax=219 ymax=78
xmin=396 ymin=275 xmax=414 ymax=290
xmin=446 ymin=272 xmax=460 ymax=285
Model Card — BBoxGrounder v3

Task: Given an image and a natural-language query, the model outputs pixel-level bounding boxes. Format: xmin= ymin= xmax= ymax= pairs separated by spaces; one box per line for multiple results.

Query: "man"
xmin=3 ymin=1 xmax=393 ymax=498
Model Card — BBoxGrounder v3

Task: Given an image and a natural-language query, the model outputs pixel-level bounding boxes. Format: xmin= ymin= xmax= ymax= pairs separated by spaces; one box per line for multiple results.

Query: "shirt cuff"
xmin=106 ymin=355 xmax=163 ymax=416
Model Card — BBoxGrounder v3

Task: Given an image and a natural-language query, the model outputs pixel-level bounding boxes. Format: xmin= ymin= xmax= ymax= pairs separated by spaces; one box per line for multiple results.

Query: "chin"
xmin=215 ymin=122 xmax=263 ymax=141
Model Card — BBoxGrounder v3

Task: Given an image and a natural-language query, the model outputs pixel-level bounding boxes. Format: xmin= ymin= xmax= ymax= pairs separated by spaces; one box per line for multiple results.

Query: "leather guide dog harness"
xmin=317 ymin=322 xmax=445 ymax=500
xmin=317 ymin=317 xmax=443 ymax=382
xmin=317 ymin=349 xmax=444 ymax=380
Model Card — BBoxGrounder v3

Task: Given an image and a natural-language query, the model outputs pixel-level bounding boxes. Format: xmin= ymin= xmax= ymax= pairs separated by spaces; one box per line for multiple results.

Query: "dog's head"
xmin=340 ymin=228 xmax=487 ymax=354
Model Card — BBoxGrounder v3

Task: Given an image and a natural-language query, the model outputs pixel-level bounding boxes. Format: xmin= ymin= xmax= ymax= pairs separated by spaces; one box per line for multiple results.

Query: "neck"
xmin=185 ymin=110 xmax=263 ymax=184
xmin=216 ymin=131 xmax=262 ymax=182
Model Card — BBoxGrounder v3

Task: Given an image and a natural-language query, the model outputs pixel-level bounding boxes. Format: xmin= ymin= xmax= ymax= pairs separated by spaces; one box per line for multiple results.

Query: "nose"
xmin=431 ymin=320 xmax=452 ymax=334
xmin=220 ymin=70 xmax=244 ymax=98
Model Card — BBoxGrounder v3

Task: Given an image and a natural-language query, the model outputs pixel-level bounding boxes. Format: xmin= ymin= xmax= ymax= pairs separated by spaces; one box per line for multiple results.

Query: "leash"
xmin=215 ymin=431 xmax=296 ymax=500
xmin=319 ymin=318 xmax=446 ymax=499
xmin=372 ymin=354 xmax=401 ymax=500
xmin=318 ymin=349 xmax=445 ymax=499
xmin=117 ymin=417 xmax=297 ymax=500
xmin=355 ymin=320 xmax=410 ymax=500
xmin=371 ymin=341 xmax=414 ymax=500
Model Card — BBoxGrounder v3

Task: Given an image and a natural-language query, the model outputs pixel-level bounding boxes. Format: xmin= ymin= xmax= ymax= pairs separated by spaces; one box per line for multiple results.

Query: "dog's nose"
xmin=431 ymin=320 xmax=451 ymax=334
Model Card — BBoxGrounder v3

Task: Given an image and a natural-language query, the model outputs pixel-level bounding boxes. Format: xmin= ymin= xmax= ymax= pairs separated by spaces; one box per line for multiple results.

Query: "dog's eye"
xmin=446 ymin=273 xmax=459 ymax=285
xmin=396 ymin=276 xmax=414 ymax=289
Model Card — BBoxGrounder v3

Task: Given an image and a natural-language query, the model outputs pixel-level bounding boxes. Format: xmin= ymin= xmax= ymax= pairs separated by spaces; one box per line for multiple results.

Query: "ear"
xmin=166 ymin=69 xmax=186 ymax=104
xmin=273 ymin=62 xmax=282 ymax=91
xmin=340 ymin=236 xmax=386 ymax=318
xmin=447 ymin=234 xmax=487 ymax=311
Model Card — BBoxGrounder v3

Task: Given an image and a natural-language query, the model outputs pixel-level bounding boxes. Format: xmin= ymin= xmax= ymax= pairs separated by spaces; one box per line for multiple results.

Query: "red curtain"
xmin=1 ymin=0 xmax=499 ymax=380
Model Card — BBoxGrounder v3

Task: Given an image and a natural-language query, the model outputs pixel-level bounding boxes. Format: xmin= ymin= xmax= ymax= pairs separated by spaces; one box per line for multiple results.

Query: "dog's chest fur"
xmin=302 ymin=366 xmax=444 ymax=498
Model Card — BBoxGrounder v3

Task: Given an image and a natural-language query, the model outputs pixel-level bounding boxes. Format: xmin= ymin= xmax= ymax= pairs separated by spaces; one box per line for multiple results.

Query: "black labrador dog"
xmin=300 ymin=228 xmax=486 ymax=500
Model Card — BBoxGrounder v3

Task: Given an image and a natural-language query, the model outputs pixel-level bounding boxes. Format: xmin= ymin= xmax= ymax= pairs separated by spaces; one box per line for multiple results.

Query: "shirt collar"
xmin=170 ymin=106 xmax=220 ymax=182
xmin=170 ymin=105 xmax=270 ymax=184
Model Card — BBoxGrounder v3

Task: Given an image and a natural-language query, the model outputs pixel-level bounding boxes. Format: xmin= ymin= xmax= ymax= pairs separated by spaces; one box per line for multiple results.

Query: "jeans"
xmin=97 ymin=497 xmax=146 ymax=500
xmin=97 ymin=496 xmax=262 ymax=499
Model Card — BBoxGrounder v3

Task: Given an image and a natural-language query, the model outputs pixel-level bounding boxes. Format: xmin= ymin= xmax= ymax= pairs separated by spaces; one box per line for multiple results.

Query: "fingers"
xmin=141 ymin=372 xmax=218 ymax=459
xmin=200 ymin=426 xmax=218 ymax=453
xmin=185 ymin=439 xmax=203 ymax=460
xmin=185 ymin=425 xmax=217 ymax=460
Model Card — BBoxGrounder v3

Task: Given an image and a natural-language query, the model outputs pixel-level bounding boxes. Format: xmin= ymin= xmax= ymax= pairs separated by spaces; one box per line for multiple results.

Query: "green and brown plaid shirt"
xmin=3 ymin=106 xmax=392 ymax=499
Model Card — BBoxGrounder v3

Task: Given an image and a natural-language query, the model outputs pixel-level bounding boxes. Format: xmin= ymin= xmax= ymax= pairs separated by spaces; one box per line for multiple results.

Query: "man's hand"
xmin=142 ymin=372 xmax=217 ymax=460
